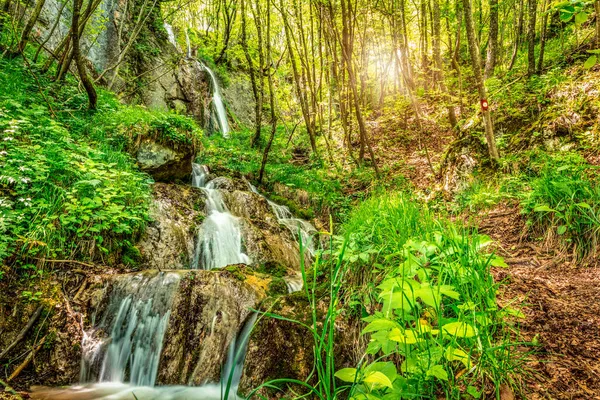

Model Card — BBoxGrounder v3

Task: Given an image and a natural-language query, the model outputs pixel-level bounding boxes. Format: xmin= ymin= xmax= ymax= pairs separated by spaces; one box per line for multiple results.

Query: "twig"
xmin=0 ymin=379 xmax=23 ymax=400
xmin=34 ymin=258 xmax=98 ymax=268
xmin=7 ymin=335 xmax=47 ymax=382
xmin=0 ymin=305 xmax=44 ymax=360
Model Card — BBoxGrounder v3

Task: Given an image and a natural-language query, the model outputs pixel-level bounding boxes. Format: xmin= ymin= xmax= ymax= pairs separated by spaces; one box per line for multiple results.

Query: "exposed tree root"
xmin=0 ymin=305 xmax=44 ymax=360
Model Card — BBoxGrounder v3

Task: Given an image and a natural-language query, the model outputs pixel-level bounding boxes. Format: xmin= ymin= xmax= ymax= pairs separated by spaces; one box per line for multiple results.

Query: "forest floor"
xmin=367 ymin=107 xmax=600 ymax=399
xmin=478 ymin=205 xmax=600 ymax=400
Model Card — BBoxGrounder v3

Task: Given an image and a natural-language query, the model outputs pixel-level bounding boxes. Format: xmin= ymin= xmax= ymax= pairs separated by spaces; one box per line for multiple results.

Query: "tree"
xmin=71 ymin=0 xmax=97 ymax=110
xmin=527 ymin=0 xmax=537 ymax=76
xmin=484 ymin=0 xmax=498 ymax=78
xmin=462 ymin=0 xmax=500 ymax=162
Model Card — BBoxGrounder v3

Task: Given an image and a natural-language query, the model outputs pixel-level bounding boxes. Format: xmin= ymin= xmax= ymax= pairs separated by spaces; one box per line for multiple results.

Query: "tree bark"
xmin=484 ymin=0 xmax=498 ymax=78
xmin=71 ymin=0 xmax=97 ymax=109
xmin=17 ymin=0 xmax=47 ymax=53
xmin=240 ymin=0 xmax=262 ymax=149
xmin=595 ymin=0 xmax=600 ymax=48
xmin=527 ymin=0 xmax=537 ymax=76
xmin=537 ymin=0 xmax=549 ymax=73
xmin=433 ymin=0 xmax=458 ymax=130
xmin=259 ymin=0 xmax=276 ymax=183
xmin=508 ymin=0 xmax=524 ymax=71
xmin=462 ymin=0 xmax=499 ymax=162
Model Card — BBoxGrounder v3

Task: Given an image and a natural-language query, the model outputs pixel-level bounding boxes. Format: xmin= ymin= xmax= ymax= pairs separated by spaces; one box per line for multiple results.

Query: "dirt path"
xmin=478 ymin=204 xmax=600 ymax=400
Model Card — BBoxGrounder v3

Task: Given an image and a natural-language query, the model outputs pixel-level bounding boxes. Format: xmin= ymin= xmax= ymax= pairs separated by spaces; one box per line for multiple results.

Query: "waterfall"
xmin=185 ymin=28 xmax=191 ymax=58
xmin=221 ymin=313 xmax=257 ymax=397
xmin=163 ymin=23 xmax=179 ymax=50
xmin=80 ymin=272 xmax=181 ymax=386
xmin=248 ymin=182 xmax=318 ymax=259
xmin=201 ymin=63 xmax=230 ymax=138
xmin=192 ymin=164 xmax=250 ymax=270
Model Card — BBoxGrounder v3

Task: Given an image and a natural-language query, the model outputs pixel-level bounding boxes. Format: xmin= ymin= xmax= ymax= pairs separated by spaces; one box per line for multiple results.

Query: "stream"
xmin=32 ymin=162 xmax=317 ymax=399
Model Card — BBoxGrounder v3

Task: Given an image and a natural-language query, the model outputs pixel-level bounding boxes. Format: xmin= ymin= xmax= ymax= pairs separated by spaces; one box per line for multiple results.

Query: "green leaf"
xmin=574 ymin=11 xmax=588 ymax=26
xmin=362 ymin=318 xmax=398 ymax=334
xmin=426 ymin=365 xmax=448 ymax=381
xmin=534 ymin=205 xmax=555 ymax=213
xmin=576 ymin=202 xmax=591 ymax=209
xmin=445 ymin=346 xmax=472 ymax=368
xmin=363 ymin=371 xmax=394 ymax=388
xmin=442 ymin=322 xmax=478 ymax=338
xmin=557 ymin=225 xmax=567 ymax=235
xmin=588 ymin=49 xmax=600 ymax=54
xmin=335 ymin=368 xmax=359 ymax=383
xmin=490 ymin=255 xmax=509 ymax=268
xmin=584 ymin=55 xmax=597 ymax=69
xmin=467 ymin=385 xmax=482 ymax=399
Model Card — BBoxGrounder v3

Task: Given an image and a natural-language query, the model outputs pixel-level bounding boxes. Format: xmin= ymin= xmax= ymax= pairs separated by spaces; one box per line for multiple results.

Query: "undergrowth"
xmin=0 ymin=55 xmax=199 ymax=269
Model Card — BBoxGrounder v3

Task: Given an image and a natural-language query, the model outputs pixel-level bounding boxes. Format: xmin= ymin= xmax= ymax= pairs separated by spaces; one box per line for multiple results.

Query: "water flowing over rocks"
xmin=137 ymin=183 xmax=206 ymax=271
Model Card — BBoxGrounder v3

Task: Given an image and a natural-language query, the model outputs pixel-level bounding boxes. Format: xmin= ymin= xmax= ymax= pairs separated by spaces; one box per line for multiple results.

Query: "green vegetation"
xmin=0 ymin=55 xmax=199 ymax=267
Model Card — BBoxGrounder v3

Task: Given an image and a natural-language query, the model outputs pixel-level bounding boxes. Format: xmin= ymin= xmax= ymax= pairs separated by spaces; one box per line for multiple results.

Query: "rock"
xmin=137 ymin=183 xmax=205 ymax=270
xmin=157 ymin=268 xmax=267 ymax=385
xmin=221 ymin=189 xmax=302 ymax=272
xmin=136 ymin=140 xmax=195 ymax=182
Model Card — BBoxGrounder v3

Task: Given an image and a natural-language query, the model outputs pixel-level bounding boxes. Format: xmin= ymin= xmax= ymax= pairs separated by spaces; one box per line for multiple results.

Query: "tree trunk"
xmin=462 ymin=0 xmax=499 ymax=162
xmin=240 ymin=0 xmax=262 ymax=148
xmin=71 ymin=0 xmax=97 ymax=109
xmin=433 ymin=0 xmax=458 ymax=130
xmin=527 ymin=0 xmax=537 ymax=76
xmin=484 ymin=0 xmax=498 ymax=78
xmin=537 ymin=0 xmax=549 ymax=73
xmin=258 ymin=1 xmax=276 ymax=183
xmin=17 ymin=0 xmax=46 ymax=53
xmin=508 ymin=0 xmax=524 ymax=71
xmin=595 ymin=0 xmax=600 ymax=48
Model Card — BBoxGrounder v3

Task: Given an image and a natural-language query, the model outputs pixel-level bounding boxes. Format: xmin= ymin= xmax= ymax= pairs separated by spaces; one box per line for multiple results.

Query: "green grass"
xmin=251 ymin=192 xmax=522 ymax=399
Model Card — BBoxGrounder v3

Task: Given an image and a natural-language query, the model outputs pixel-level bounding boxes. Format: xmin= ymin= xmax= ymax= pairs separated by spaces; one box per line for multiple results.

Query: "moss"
xmin=122 ymin=244 xmax=142 ymax=268
xmin=224 ymin=265 xmax=247 ymax=281
xmin=268 ymin=194 xmax=314 ymax=220
xmin=267 ymin=278 xmax=288 ymax=296
xmin=256 ymin=261 xmax=287 ymax=278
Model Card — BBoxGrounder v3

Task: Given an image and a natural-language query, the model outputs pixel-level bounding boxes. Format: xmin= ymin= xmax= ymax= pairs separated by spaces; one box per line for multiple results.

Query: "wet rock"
xmin=136 ymin=140 xmax=195 ymax=182
xmin=137 ymin=183 xmax=206 ymax=270
xmin=157 ymin=268 xmax=267 ymax=385
xmin=221 ymin=189 xmax=302 ymax=272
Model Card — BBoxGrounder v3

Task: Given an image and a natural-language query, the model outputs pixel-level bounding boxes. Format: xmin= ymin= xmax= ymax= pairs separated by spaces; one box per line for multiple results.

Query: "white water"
xmin=221 ymin=313 xmax=257 ymax=397
xmin=192 ymin=164 xmax=250 ymax=270
xmin=163 ymin=23 xmax=179 ymax=51
xmin=80 ymin=273 xmax=181 ymax=387
xmin=201 ymin=63 xmax=230 ymax=137
xmin=248 ymin=182 xmax=318 ymax=260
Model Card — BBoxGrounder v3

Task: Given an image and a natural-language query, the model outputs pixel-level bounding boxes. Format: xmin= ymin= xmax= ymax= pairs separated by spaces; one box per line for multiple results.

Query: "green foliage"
xmin=520 ymin=151 xmax=600 ymax=261
xmin=333 ymin=192 xmax=519 ymax=399
xmin=0 ymin=56 xmax=152 ymax=266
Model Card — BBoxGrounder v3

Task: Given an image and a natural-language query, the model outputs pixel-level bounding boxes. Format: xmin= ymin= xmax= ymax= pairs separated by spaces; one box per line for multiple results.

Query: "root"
xmin=8 ymin=335 xmax=47 ymax=382
xmin=0 ymin=305 xmax=44 ymax=360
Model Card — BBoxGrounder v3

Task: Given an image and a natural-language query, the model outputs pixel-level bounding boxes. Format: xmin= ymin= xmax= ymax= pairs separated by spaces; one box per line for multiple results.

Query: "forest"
xmin=0 ymin=0 xmax=599 ymax=398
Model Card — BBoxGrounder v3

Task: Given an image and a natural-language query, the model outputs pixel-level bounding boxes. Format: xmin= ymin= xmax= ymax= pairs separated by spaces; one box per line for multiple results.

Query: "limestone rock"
xmin=136 ymin=140 xmax=195 ymax=182
xmin=137 ymin=183 xmax=205 ymax=270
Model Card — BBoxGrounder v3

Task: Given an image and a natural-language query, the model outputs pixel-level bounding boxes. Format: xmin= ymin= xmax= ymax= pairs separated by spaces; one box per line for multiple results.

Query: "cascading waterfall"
xmin=201 ymin=63 xmax=230 ymax=137
xmin=221 ymin=313 xmax=257 ymax=397
xmin=192 ymin=164 xmax=250 ymax=270
xmin=163 ymin=22 xmax=179 ymax=51
xmin=248 ymin=182 xmax=318 ymax=258
xmin=80 ymin=272 xmax=181 ymax=386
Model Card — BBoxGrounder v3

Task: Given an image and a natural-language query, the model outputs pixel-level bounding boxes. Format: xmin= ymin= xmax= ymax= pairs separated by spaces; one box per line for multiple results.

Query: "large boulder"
xmin=136 ymin=140 xmax=195 ymax=182
xmin=137 ymin=183 xmax=205 ymax=270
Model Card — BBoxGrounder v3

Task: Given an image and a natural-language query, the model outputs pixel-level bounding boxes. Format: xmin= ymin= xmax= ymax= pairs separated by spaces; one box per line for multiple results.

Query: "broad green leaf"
xmin=445 ymin=346 xmax=472 ymax=368
xmin=442 ymin=322 xmax=478 ymax=338
xmin=534 ymin=205 xmax=555 ymax=213
xmin=363 ymin=371 xmax=394 ymax=389
xmin=587 ymin=49 xmax=600 ymax=54
xmin=490 ymin=255 xmax=509 ymax=268
xmin=426 ymin=365 xmax=448 ymax=381
xmin=557 ymin=225 xmax=567 ymax=235
xmin=389 ymin=328 xmax=421 ymax=344
xmin=584 ymin=55 xmax=597 ymax=69
xmin=574 ymin=11 xmax=588 ymax=26
xmin=335 ymin=368 xmax=359 ymax=383
xmin=439 ymin=284 xmax=460 ymax=299
xmin=362 ymin=318 xmax=398 ymax=334
xmin=576 ymin=202 xmax=591 ymax=209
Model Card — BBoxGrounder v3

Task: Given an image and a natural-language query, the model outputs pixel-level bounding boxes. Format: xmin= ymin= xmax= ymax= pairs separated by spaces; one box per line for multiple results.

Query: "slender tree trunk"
xmin=508 ymin=0 xmax=524 ymax=70
xmin=484 ymin=0 xmax=498 ymax=78
xmin=250 ymin=0 xmax=265 ymax=147
xmin=17 ymin=0 xmax=46 ymax=53
xmin=527 ymin=0 xmax=537 ymax=75
xmin=278 ymin=0 xmax=317 ymax=154
xmin=537 ymin=0 xmax=549 ymax=73
xmin=595 ymin=0 xmax=600 ymax=48
xmin=71 ymin=0 xmax=96 ymax=109
xmin=433 ymin=0 xmax=458 ymax=130
xmin=462 ymin=0 xmax=499 ymax=162
xmin=240 ymin=0 xmax=262 ymax=148
xmin=259 ymin=1 xmax=276 ymax=183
